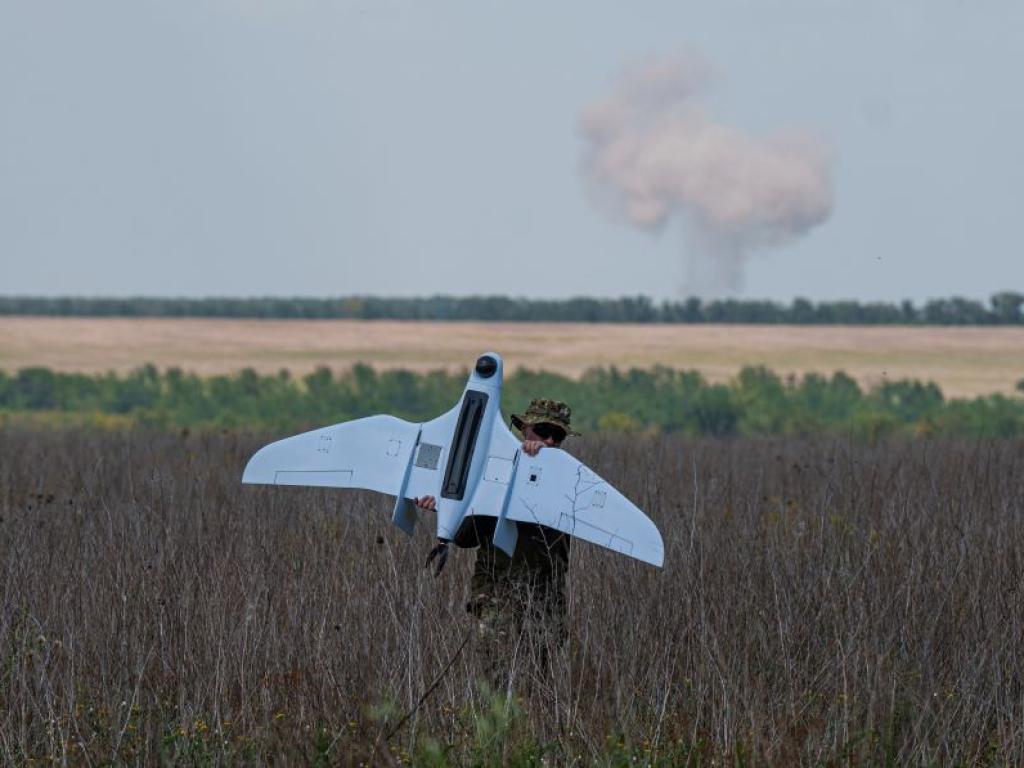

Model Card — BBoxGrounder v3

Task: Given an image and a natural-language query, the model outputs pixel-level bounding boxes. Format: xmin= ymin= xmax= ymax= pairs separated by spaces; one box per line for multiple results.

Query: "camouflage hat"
xmin=510 ymin=398 xmax=580 ymax=437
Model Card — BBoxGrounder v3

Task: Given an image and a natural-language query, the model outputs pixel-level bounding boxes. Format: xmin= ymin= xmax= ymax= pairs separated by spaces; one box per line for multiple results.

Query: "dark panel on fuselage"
xmin=441 ymin=390 xmax=488 ymax=500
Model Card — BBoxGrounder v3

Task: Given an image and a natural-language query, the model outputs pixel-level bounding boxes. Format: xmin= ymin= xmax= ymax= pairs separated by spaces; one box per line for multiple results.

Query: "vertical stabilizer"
xmin=392 ymin=498 xmax=417 ymax=537
xmin=492 ymin=516 xmax=518 ymax=557
xmin=490 ymin=448 xmax=521 ymax=557
xmin=390 ymin=426 xmax=423 ymax=536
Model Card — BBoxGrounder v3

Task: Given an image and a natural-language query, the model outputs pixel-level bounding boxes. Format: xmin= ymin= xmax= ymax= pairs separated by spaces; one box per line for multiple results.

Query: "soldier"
xmin=413 ymin=398 xmax=579 ymax=685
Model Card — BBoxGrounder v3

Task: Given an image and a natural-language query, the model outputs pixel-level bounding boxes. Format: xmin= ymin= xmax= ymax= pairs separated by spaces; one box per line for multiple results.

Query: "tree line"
xmin=2 ymin=293 xmax=1023 ymax=324
xmin=3 ymin=364 xmax=1023 ymax=439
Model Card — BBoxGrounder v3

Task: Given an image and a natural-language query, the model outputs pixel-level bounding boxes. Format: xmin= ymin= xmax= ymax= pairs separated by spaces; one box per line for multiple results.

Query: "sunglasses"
xmin=531 ymin=423 xmax=567 ymax=442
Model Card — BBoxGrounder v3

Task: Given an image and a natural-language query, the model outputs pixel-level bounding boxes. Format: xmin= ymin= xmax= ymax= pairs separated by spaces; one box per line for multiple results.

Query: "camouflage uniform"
xmin=455 ymin=399 xmax=579 ymax=684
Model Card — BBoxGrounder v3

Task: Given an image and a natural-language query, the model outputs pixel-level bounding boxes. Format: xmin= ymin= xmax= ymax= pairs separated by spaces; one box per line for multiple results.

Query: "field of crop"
xmin=3 ymin=427 xmax=1023 ymax=765
xmin=3 ymin=317 xmax=1024 ymax=398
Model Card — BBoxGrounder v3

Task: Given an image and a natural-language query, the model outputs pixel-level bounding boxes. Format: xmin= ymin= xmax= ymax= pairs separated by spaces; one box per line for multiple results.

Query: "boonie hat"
xmin=510 ymin=398 xmax=580 ymax=437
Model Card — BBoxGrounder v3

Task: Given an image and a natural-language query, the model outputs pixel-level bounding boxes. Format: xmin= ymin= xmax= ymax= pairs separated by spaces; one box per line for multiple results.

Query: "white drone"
xmin=242 ymin=353 xmax=664 ymax=567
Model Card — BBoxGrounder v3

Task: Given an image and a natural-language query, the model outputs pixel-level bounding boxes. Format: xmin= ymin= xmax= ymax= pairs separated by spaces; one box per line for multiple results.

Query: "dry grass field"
xmin=2 ymin=317 xmax=1023 ymax=398
xmin=3 ymin=427 xmax=1023 ymax=764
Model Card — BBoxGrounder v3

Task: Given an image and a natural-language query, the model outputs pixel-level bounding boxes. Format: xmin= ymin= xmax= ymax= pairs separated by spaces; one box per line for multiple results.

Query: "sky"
xmin=1 ymin=0 xmax=1022 ymax=303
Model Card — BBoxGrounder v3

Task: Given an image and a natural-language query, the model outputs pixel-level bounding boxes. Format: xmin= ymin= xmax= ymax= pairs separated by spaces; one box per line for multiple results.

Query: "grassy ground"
xmin=2 ymin=427 xmax=1023 ymax=764
xmin=2 ymin=316 xmax=1024 ymax=398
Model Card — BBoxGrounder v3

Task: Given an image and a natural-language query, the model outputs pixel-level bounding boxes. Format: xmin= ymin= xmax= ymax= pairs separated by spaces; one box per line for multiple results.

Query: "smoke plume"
xmin=580 ymin=54 xmax=833 ymax=294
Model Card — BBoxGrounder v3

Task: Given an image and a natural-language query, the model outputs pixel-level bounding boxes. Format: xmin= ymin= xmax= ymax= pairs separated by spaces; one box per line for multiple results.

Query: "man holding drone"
xmin=413 ymin=398 xmax=578 ymax=681
xmin=243 ymin=352 xmax=662 ymax=684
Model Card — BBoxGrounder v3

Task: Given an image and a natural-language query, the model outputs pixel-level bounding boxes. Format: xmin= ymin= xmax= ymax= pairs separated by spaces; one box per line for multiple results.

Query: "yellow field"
xmin=1 ymin=316 xmax=1022 ymax=398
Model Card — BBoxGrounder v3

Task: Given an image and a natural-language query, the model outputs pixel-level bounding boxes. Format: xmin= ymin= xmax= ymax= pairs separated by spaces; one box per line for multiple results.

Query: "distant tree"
xmin=790 ymin=298 xmax=816 ymax=324
xmin=0 ymin=370 xmax=11 ymax=407
xmin=597 ymin=411 xmax=642 ymax=432
xmin=13 ymin=367 xmax=59 ymax=409
xmin=872 ymin=380 xmax=944 ymax=423
xmin=922 ymin=297 xmax=991 ymax=325
xmin=734 ymin=366 xmax=788 ymax=434
xmin=991 ymin=292 xmax=1024 ymax=324
xmin=900 ymin=299 xmax=918 ymax=324
xmin=690 ymin=385 xmax=740 ymax=436
xmin=105 ymin=364 xmax=161 ymax=413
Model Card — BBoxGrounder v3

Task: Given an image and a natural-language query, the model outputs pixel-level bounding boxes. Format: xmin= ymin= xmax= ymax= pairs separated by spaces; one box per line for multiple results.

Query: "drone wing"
xmin=463 ymin=416 xmax=665 ymax=567
xmin=508 ymin=446 xmax=665 ymax=567
xmin=241 ymin=415 xmax=421 ymax=495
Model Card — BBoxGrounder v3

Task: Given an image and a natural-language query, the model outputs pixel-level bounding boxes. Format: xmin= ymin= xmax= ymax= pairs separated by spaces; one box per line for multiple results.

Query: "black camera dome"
xmin=475 ymin=355 xmax=498 ymax=378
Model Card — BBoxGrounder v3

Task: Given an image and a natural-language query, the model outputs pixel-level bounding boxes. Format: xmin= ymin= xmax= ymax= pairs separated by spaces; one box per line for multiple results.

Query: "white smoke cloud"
xmin=580 ymin=54 xmax=833 ymax=294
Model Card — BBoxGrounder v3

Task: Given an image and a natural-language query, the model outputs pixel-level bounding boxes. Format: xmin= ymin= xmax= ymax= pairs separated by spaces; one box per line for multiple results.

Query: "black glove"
xmin=425 ymin=541 xmax=450 ymax=576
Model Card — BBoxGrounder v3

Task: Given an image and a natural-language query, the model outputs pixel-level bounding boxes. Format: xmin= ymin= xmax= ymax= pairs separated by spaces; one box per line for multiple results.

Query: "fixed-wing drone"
xmin=242 ymin=353 xmax=664 ymax=567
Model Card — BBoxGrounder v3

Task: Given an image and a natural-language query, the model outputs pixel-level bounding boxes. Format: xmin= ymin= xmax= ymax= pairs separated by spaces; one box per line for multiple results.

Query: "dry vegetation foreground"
xmin=3 ymin=316 xmax=1024 ymax=398
xmin=2 ymin=429 xmax=1024 ymax=765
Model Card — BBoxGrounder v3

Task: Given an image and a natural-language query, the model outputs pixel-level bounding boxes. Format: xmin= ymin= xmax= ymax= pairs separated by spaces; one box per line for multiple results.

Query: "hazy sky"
xmin=2 ymin=0 xmax=1021 ymax=302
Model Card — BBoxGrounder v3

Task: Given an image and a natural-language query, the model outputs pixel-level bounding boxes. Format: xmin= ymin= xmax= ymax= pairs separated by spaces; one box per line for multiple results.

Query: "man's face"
xmin=523 ymin=422 xmax=567 ymax=447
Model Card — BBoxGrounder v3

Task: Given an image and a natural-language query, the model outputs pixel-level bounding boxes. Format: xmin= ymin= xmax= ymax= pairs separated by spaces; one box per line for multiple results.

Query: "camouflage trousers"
xmin=466 ymin=587 xmax=567 ymax=689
